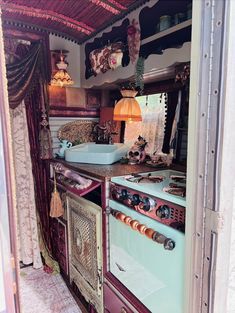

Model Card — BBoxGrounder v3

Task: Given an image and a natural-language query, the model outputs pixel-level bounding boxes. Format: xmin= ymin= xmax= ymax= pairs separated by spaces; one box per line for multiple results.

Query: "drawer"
xmin=104 ymin=284 xmax=133 ymax=313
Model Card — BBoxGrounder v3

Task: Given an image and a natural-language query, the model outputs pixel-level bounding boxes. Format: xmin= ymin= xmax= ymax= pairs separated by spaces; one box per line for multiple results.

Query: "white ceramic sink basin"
xmin=65 ymin=143 xmax=129 ymax=165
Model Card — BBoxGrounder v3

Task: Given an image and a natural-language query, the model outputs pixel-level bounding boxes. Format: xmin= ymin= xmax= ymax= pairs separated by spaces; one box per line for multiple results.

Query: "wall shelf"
xmin=141 ymin=19 xmax=192 ymax=46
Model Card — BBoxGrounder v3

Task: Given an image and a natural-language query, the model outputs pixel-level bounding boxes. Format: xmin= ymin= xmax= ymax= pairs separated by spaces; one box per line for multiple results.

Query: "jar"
xmin=174 ymin=12 xmax=185 ymax=25
xmin=187 ymin=3 xmax=192 ymax=19
xmin=159 ymin=15 xmax=171 ymax=31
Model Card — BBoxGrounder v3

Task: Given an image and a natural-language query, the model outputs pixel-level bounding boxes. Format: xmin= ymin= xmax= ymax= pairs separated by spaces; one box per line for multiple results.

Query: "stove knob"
xmin=131 ymin=194 xmax=140 ymax=206
xmin=156 ymin=205 xmax=171 ymax=219
xmin=121 ymin=189 xmax=129 ymax=200
xmin=164 ymin=238 xmax=175 ymax=250
xmin=139 ymin=197 xmax=155 ymax=212
xmin=112 ymin=188 xmax=121 ymax=200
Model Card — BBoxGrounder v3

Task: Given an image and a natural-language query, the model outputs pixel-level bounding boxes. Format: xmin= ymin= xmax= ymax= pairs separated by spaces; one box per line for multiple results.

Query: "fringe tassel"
xmin=50 ymin=171 xmax=64 ymax=218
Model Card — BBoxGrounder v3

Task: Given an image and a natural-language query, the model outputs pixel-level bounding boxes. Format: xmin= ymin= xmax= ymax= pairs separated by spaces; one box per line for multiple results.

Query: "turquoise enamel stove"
xmin=108 ymin=170 xmax=186 ymax=313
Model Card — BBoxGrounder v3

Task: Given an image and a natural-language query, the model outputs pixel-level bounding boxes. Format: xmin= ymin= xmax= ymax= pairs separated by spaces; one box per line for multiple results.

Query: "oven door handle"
xmin=109 ymin=208 xmax=175 ymax=251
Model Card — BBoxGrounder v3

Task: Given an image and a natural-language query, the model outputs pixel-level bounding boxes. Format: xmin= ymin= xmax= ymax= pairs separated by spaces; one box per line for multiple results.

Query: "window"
xmin=124 ymin=93 xmax=167 ymax=155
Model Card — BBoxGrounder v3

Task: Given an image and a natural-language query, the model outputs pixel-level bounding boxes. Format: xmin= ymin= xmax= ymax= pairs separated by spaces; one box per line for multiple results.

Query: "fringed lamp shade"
xmin=113 ymin=90 xmax=142 ymax=122
xmin=50 ymin=52 xmax=74 ymax=87
xmin=50 ymin=70 xmax=74 ymax=87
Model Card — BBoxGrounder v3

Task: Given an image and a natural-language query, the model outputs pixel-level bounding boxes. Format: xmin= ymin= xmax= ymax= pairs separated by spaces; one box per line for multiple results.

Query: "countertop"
xmin=52 ymin=159 xmax=186 ymax=181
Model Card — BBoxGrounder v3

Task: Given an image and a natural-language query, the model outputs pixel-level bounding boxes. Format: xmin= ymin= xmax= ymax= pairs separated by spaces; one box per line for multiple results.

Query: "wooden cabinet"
xmin=50 ymin=217 xmax=69 ymax=275
xmin=104 ymin=284 xmax=133 ymax=313
xmin=49 ymin=182 xmax=69 ymax=276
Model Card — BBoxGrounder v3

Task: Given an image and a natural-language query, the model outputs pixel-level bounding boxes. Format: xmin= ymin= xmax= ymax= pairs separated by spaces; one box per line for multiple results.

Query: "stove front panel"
xmin=110 ymin=183 xmax=185 ymax=232
xmin=108 ymin=200 xmax=185 ymax=313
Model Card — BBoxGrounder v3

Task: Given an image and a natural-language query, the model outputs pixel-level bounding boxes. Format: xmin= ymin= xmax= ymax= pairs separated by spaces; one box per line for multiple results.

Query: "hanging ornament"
xmin=127 ymin=18 xmax=141 ymax=64
xmin=135 ymin=56 xmax=145 ymax=94
xmin=39 ymin=83 xmax=53 ymax=160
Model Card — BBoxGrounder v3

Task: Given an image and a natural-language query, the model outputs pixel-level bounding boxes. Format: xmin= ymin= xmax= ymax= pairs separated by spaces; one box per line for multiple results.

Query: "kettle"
xmin=57 ymin=140 xmax=72 ymax=158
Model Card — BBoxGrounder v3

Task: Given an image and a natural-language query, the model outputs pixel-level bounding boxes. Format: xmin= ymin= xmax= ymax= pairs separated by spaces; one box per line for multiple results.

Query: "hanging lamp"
xmin=113 ymin=89 xmax=142 ymax=122
xmin=50 ymin=51 xmax=74 ymax=87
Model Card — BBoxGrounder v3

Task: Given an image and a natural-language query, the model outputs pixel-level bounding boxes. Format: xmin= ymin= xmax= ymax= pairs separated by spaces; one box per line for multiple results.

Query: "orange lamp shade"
xmin=113 ymin=89 xmax=142 ymax=122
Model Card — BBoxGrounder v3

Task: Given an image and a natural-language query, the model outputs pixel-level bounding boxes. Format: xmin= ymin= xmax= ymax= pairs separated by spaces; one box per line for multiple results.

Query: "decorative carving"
xmin=67 ymin=193 xmax=103 ymax=312
xmin=127 ymin=18 xmax=141 ymax=64
xmin=85 ymin=19 xmax=130 ymax=79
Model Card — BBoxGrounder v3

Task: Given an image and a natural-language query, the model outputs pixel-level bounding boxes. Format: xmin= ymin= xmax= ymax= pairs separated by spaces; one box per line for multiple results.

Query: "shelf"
xmin=141 ymin=19 xmax=192 ymax=46
xmin=56 ymin=180 xmax=101 ymax=197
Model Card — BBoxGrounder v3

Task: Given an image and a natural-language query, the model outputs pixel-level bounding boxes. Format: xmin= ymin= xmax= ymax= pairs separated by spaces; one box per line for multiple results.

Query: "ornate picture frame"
xmin=86 ymin=89 xmax=101 ymax=108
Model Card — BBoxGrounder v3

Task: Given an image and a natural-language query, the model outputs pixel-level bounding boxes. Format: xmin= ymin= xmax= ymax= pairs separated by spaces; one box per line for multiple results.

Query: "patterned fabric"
xmin=89 ymin=42 xmax=123 ymax=75
xmin=11 ymin=102 xmax=42 ymax=269
xmin=20 ymin=266 xmax=82 ymax=313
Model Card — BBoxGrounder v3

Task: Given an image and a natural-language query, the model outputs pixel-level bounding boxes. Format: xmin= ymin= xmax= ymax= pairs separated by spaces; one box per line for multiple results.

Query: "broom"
xmin=50 ymin=170 xmax=64 ymax=218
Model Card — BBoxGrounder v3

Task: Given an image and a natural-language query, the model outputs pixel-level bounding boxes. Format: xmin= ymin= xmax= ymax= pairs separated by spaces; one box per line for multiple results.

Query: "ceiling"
xmin=1 ymin=0 xmax=148 ymax=43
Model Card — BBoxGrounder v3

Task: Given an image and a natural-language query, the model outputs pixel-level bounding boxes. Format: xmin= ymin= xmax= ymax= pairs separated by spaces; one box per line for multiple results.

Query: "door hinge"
xmin=205 ymin=208 xmax=224 ymax=233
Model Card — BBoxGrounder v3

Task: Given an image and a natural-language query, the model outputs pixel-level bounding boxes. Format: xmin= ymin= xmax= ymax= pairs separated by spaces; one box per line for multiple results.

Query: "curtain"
xmin=11 ymin=102 xmax=42 ymax=268
xmin=5 ymin=37 xmax=54 ymax=268
xmin=124 ymin=94 xmax=166 ymax=155
xmin=24 ymin=82 xmax=52 ymax=250
xmin=6 ymin=42 xmax=46 ymax=109
xmin=162 ymin=90 xmax=180 ymax=154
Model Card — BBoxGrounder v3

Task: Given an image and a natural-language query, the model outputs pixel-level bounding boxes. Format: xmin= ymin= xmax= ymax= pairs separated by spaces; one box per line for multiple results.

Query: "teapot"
xmin=57 ymin=140 xmax=72 ymax=158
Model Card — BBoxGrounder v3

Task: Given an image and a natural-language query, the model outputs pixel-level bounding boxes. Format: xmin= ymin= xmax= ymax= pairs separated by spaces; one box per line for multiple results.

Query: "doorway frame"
xmin=0 ymin=8 xmax=20 ymax=313
xmin=185 ymin=0 xmax=234 ymax=312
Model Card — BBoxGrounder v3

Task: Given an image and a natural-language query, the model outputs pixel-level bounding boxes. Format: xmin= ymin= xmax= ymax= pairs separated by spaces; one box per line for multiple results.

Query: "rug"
xmin=20 ymin=266 xmax=82 ymax=313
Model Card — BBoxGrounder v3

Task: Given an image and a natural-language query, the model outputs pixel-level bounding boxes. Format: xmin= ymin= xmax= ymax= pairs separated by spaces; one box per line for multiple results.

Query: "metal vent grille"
xmin=69 ymin=197 xmax=98 ymax=290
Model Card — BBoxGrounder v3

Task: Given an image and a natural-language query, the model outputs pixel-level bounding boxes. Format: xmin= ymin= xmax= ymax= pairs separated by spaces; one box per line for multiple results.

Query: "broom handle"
xmin=53 ymin=170 xmax=57 ymax=192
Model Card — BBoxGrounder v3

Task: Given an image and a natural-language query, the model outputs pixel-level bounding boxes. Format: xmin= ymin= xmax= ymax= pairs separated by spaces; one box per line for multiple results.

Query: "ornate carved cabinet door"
xmin=67 ymin=192 xmax=103 ymax=312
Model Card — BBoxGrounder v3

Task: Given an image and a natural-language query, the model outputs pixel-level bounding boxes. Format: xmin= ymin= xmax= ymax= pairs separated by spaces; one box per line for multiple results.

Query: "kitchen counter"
xmin=52 ymin=159 xmax=162 ymax=181
xmin=52 ymin=159 xmax=186 ymax=181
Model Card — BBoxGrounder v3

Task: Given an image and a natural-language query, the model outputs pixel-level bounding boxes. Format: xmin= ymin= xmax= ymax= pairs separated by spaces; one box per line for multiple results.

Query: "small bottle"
xmin=159 ymin=15 xmax=171 ymax=31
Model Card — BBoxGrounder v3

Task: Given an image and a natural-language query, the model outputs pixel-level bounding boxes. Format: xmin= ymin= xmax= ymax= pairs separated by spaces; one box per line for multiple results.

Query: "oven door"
xmin=108 ymin=200 xmax=185 ymax=313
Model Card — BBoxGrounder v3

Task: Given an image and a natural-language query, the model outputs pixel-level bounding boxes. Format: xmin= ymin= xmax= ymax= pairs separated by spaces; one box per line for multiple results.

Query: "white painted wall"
xmin=80 ymin=0 xmax=191 ymax=88
xmin=49 ymin=34 xmax=81 ymax=87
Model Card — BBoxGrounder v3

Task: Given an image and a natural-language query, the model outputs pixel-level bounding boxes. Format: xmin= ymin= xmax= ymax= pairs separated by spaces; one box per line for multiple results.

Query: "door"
xmin=67 ymin=192 xmax=103 ymax=312
xmin=0 ymin=8 xmax=19 ymax=313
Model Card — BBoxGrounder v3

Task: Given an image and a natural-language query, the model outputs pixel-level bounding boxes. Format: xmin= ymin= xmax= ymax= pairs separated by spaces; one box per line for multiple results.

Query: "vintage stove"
xmin=107 ymin=169 xmax=186 ymax=313
xmin=110 ymin=169 xmax=186 ymax=232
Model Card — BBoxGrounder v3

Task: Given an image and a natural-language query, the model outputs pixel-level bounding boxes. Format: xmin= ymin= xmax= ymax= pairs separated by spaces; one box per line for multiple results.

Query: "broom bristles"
xmin=50 ymin=190 xmax=64 ymax=218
